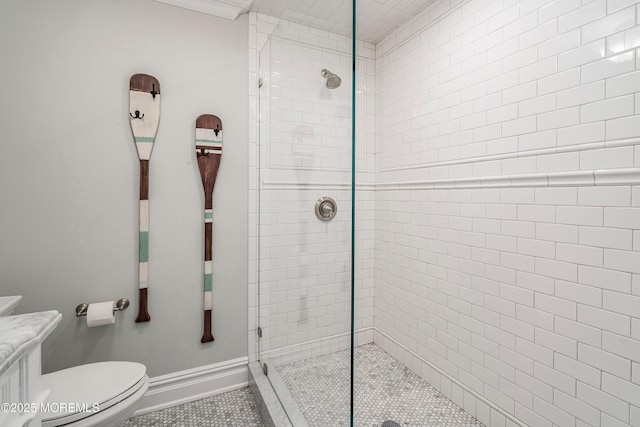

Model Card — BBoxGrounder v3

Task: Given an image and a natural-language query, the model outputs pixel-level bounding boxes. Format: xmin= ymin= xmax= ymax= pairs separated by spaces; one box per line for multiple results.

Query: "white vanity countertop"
xmin=0 ymin=310 xmax=61 ymax=376
xmin=0 ymin=296 xmax=22 ymax=316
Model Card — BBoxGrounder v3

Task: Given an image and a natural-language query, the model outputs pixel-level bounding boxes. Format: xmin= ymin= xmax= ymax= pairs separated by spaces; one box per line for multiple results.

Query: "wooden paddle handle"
xmin=136 ymin=160 xmax=151 ymax=323
xmin=136 ymin=288 xmax=150 ymax=323
xmin=201 ymin=310 xmax=214 ymax=343
xmin=201 ymin=214 xmax=214 ymax=342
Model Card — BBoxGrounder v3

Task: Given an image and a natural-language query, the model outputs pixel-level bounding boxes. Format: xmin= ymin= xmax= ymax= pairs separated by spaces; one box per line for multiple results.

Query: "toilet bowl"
xmin=40 ymin=361 xmax=149 ymax=427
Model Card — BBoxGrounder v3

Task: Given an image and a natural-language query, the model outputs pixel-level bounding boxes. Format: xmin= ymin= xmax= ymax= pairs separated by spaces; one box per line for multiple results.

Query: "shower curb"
xmin=248 ymin=362 xmax=293 ymax=427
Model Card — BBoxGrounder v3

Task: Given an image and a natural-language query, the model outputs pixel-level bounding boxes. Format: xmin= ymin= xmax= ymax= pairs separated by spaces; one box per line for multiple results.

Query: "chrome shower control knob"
xmin=315 ymin=197 xmax=337 ymax=221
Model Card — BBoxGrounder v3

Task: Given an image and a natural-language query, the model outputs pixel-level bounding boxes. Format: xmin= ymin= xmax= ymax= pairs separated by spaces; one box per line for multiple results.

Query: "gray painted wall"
xmin=0 ymin=0 xmax=248 ymax=376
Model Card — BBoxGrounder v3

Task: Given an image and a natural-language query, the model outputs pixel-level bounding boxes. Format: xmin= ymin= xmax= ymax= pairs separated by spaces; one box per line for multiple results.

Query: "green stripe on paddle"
xmin=135 ymin=136 xmax=155 ymax=143
xmin=139 ymin=231 xmax=149 ymax=262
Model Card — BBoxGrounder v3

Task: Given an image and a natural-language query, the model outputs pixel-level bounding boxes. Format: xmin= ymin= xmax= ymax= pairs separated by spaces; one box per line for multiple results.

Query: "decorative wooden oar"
xmin=129 ymin=73 xmax=161 ymax=323
xmin=195 ymin=114 xmax=223 ymax=343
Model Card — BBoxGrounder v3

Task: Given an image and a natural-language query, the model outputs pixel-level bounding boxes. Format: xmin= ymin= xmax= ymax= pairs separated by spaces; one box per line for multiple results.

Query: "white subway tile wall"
xmin=375 ymin=1 xmax=640 ymax=426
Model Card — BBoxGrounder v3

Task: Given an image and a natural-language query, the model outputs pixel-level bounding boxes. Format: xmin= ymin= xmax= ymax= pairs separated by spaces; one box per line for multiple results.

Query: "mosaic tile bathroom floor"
xmin=121 ymin=387 xmax=264 ymax=427
xmin=276 ymin=343 xmax=484 ymax=427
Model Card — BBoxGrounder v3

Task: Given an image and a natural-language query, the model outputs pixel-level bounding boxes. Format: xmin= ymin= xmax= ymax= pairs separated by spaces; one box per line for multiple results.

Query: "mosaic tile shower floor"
xmin=121 ymin=387 xmax=264 ymax=427
xmin=276 ymin=343 xmax=484 ymax=427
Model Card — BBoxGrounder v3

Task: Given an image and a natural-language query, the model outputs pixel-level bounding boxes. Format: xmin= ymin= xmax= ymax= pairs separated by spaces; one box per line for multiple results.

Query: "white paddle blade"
xmin=129 ymin=74 xmax=161 ymax=160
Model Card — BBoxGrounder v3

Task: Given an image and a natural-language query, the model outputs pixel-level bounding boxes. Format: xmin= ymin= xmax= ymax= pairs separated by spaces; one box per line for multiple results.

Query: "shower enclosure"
xmin=254 ymin=4 xmax=372 ymax=423
xmin=256 ymin=14 xmax=356 ymax=424
xmin=252 ymin=0 xmax=640 ymax=426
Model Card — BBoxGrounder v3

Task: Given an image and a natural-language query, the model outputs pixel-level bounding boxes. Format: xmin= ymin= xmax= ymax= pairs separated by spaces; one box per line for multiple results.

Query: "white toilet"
xmin=40 ymin=361 xmax=149 ymax=427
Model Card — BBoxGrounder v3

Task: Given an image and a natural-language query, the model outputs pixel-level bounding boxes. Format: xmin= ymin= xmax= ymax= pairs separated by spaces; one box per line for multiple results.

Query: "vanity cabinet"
xmin=0 ymin=309 xmax=62 ymax=427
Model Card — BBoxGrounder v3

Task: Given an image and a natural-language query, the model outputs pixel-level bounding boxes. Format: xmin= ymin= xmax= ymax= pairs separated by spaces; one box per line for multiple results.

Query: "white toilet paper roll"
xmin=86 ymin=301 xmax=116 ymax=327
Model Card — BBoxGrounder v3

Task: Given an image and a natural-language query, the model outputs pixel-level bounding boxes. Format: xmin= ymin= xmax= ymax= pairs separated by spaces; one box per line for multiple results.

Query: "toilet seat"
xmin=40 ymin=361 xmax=148 ymax=427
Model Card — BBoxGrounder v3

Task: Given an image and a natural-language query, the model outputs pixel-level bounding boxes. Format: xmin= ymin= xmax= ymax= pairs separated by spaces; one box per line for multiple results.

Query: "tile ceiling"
xmin=250 ymin=0 xmax=437 ymax=44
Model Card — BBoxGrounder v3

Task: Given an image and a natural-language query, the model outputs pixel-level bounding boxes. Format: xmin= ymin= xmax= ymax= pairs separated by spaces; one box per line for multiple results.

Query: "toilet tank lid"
xmin=41 ymin=361 xmax=146 ymax=418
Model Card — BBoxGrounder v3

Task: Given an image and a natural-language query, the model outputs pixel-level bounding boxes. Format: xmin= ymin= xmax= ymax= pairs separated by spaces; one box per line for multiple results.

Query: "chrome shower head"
xmin=321 ymin=69 xmax=342 ymax=89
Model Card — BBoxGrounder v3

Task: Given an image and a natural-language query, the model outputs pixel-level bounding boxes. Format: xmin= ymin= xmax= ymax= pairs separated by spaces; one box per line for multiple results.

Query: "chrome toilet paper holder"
xmin=75 ymin=298 xmax=130 ymax=317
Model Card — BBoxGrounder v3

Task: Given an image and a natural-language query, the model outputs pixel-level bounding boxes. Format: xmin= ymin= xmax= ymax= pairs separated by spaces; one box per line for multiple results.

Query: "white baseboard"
xmin=134 ymin=357 xmax=249 ymax=416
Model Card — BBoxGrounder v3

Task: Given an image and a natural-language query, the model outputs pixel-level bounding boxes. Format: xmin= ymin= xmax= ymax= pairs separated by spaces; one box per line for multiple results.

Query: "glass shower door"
xmin=256 ymin=15 xmax=355 ymax=426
